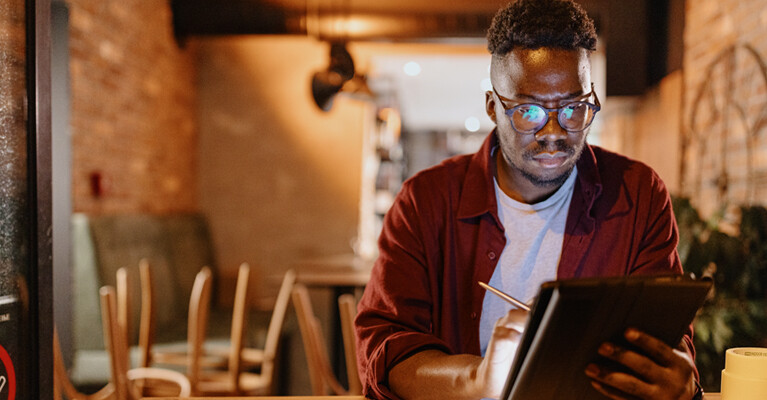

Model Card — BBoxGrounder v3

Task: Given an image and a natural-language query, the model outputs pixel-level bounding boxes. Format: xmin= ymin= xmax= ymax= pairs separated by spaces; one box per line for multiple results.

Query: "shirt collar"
xmin=457 ymin=131 xmax=501 ymax=220
xmin=456 ymin=130 xmax=602 ymax=220
xmin=575 ymin=142 xmax=603 ymax=209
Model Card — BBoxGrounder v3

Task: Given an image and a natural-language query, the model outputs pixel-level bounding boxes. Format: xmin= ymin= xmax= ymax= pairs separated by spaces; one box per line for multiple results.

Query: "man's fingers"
xmin=589 ymin=330 xmax=697 ymax=400
xmin=589 ymin=379 xmax=639 ymax=400
xmin=623 ymin=328 xmax=675 ymax=366
xmin=495 ymin=309 xmax=528 ymax=331
xmin=586 ymin=363 xmax=653 ymax=399
xmin=596 ymin=342 xmax=663 ymax=382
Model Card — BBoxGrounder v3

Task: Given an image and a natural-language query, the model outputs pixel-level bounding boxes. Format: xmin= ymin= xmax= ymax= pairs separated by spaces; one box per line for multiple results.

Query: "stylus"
xmin=478 ymin=281 xmax=531 ymax=312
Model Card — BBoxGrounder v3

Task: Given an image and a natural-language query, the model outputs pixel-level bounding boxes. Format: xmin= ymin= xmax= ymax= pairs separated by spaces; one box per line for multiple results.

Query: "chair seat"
xmin=205 ymin=346 xmax=266 ymax=367
xmin=196 ymin=371 xmax=271 ymax=395
xmin=152 ymin=339 xmax=268 ymax=370
xmin=152 ymin=348 xmax=228 ymax=369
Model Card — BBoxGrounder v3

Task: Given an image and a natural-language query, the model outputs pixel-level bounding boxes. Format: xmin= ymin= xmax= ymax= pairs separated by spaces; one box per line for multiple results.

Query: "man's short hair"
xmin=487 ymin=0 xmax=597 ymax=56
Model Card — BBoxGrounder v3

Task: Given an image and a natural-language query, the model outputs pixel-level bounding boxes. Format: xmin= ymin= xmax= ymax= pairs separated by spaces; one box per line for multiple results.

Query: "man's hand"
xmin=585 ymin=328 xmax=697 ymax=400
xmin=474 ymin=309 xmax=529 ymax=398
xmin=388 ymin=308 xmax=527 ymax=400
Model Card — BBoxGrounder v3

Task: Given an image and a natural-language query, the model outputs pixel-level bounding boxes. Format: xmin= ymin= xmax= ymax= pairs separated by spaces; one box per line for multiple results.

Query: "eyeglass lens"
xmin=509 ymin=102 xmax=596 ymax=134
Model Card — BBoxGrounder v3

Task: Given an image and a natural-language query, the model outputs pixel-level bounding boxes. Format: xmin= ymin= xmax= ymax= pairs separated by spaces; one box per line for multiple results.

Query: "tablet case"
xmin=501 ymin=274 xmax=712 ymax=400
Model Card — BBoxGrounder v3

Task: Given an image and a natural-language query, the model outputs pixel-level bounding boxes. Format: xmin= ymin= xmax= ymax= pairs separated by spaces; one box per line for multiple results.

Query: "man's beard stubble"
xmin=517 ymin=139 xmax=584 ymax=188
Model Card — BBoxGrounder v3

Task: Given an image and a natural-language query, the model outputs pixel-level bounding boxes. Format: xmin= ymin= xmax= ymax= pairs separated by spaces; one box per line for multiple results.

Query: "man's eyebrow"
xmin=512 ymin=90 xmax=587 ymax=102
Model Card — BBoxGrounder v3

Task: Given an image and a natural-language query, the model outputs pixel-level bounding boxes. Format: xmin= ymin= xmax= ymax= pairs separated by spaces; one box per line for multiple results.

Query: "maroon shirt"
xmin=355 ymin=131 xmax=695 ymax=399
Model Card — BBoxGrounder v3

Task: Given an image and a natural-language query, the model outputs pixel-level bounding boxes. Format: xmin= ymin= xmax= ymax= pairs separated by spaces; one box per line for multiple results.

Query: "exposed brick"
xmin=681 ymin=0 xmax=767 ymax=215
xmin=67 ymin=0 xmax=197 ymax=214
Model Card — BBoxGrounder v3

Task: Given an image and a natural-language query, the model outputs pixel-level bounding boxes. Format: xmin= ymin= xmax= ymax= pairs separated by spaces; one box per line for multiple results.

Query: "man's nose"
xmin=534 ymin=110 xmax=567 ymax=141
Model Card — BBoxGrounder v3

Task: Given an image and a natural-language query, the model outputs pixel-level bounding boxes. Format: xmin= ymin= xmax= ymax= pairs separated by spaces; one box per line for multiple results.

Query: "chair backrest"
xmin=100 ymin=285 xmax=192 ymax=400
xmin=100 ymin=286 xmax=131 ymax=400
xmin=116 ymin=267 xmax=131 ymax=356
xmin=115 ymin=260 xmax=155 ymax=370
xmin=186 ymin=266 xmax=213 ymax=393
xmin=54 ymin=326 xmax=115 ymax=400
xmin=225 ymin=262 xmax=251 ymax=392
xmin=262 ymin=269 xmax=296 ymax=378
xmin=292 ymin=283 xmax=347 ymax=396
xmin=138 ymin=259 xmax=154 ymax=368
xmin=338 ymin=293 xmax=362 ymax=395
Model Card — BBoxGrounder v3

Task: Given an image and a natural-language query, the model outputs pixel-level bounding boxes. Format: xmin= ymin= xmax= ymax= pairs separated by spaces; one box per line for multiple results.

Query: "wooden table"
xmin=149 ymin=397 xmax=366 ymax=400
xmin=296 ymin=254 xmax=373 ymax=288
xmin=151 ymin=394 xmax=720 ymax=399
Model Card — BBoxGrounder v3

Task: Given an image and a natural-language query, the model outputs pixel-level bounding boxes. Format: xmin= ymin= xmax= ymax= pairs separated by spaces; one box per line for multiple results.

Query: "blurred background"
xmin=10 ymin=0 xmax=764 ymax=395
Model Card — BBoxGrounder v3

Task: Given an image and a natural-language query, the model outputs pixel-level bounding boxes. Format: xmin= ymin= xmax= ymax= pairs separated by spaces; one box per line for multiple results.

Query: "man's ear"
xmin=485 ymin=91 xmax=497 ymax=123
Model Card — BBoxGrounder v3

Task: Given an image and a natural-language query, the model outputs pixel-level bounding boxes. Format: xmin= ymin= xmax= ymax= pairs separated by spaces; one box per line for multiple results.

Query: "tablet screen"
xmin=501 ymin=275 xmax=712 ymax=400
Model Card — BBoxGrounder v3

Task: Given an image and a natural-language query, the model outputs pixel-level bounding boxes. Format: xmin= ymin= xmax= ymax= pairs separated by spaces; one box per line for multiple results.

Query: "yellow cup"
xmin=721 ymin=348 xmax=767 ymax=400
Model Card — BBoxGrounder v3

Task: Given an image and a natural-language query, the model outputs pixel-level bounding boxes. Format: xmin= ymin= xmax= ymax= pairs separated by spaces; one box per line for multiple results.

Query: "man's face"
xmin=486 ymin=48 xmax=592 ymax=202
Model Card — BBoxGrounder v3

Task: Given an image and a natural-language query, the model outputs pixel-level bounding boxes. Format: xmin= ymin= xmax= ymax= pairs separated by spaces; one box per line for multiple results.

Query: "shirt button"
xmin=487 ymin=251 xmax=496 ymax=260
xmin=471 ymin=312 xmax=478 ymax=319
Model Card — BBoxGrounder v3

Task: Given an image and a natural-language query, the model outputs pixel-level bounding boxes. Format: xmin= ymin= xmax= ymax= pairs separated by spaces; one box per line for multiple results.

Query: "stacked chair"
xmin=56 ymin=259 xmax=298 ymax=398
xmin=54 ymin=327 xmax=114 ymax=400
xmin=144 ymin=261 xmax=297 ymax=395
xmin=292 ymin=283 xmax=363 ymax=395
xmin=99 ymin=286 xmax=191 ymax=399
xmin=338 ymin=293 xmax=362 ymax=395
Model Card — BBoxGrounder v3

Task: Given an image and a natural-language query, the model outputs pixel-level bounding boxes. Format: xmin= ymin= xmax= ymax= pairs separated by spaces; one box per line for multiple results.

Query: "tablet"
xmin=501 ymin=274 xmax=712 ymax=400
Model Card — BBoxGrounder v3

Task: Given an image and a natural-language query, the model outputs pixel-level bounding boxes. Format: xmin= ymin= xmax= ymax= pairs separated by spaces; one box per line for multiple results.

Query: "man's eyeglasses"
xmin=492 ymin=84 xmax=601 ymax=135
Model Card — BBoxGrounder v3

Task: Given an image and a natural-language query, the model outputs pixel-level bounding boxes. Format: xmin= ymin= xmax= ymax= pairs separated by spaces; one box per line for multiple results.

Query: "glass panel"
xmin=0 ymin=0 xmax=29 ymax=397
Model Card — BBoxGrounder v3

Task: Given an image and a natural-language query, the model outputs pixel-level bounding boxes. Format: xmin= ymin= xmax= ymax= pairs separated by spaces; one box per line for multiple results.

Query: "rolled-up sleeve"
xmin=354 ymin=180 xmax=452 ymax=399
xmin=628 ymin=167 xmax=699 ymax=380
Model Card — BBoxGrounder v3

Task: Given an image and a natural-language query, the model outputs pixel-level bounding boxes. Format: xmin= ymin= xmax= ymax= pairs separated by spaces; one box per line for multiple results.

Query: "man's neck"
xmin=495 ymin=152 xmax=561 ymax=204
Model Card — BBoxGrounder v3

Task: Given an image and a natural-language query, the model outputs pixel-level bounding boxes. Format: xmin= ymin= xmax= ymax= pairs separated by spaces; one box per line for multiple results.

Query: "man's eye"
xmin=520 ymin=107 xmax=545 ymax=122
xmin=561 ymin=106 xmax=574 ymax=120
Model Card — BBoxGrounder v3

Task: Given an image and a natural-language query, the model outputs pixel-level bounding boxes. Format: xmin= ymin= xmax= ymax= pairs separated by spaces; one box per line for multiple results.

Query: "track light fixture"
xmin=311 ymin=42 xmax=356 ymax=111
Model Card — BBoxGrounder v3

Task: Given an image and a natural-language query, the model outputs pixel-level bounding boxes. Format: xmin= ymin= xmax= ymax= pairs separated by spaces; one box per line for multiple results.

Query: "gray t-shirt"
xmin=479 ymin=167 xmax=577 ymax=356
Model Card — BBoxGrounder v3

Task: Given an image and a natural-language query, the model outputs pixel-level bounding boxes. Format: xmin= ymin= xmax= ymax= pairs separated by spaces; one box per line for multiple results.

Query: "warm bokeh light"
xmin=464 ymin=116 xmax=480 ymax=132
xmin=481 ymin=77 xmax=492 ymax=92
xmin=403 ymin=61 xmax=422 ymax=76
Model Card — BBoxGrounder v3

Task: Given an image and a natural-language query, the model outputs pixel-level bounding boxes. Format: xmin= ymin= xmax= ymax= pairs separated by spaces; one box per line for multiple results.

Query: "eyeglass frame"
xmin=491 ymin=83 xmax=601 ymax=135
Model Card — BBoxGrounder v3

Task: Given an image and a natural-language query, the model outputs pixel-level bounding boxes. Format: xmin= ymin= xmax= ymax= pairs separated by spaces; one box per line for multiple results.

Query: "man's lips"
xmin=532 ymin=151 xmax=569 ymax=168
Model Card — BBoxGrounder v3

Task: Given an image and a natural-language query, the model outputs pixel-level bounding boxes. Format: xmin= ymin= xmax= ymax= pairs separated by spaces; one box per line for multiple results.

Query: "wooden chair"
xmin=210 ymin=268 xmax=297 ymax=383
xmin=52 ymin=260 xmax=112 ymax=400
xmin=139 ymin=261 xmax=230 ymax=392
xmin=338 ymin=294 xmax=362 ymax=395
xmin=182 ymin=266 xmax=214 ymax=393
xmin=292 ymin=283 xmax=354 ymax=396
xmin=191 ymin=266 xmax=296 ymax=395
xmin=111 ymin=263 xmax=212 ymax=397
xmin=187 ymin=262 xmax=251 ymax=394
xmin=138 ymin=259 xmax=155 ymax=369
xmin=99 ymin=285 xmax=192 ymax=400
xmin=54 ymin=327 xmax=114 ymax=400
xmin=130 ymin=260 xmax=201 ymax=396
xmin=114 ymin=260 xmax=155 ymax=369
xmin=142 ymin=261 xmax=225 ymax=370
xmin=116 ymin=267 xmax=132 ymax=356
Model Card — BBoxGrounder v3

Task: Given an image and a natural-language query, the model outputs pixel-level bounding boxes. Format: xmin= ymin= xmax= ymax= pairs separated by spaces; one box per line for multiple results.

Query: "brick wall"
xmin=600 ymin=72 xmax=683 ymax=193
xmin=67 ymin=0 xmax=197 ymax=214
xmin=681 ymin=0 xmax=767 ymax=218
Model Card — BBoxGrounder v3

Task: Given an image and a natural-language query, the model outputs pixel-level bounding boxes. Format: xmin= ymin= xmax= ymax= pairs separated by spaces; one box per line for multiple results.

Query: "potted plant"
xmin=673 ymin=198 xmax=767 ymax=392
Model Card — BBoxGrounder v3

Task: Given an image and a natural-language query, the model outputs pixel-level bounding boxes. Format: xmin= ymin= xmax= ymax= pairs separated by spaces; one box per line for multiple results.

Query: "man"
xmin=355 ymin=0 xmax=702 ymax=399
